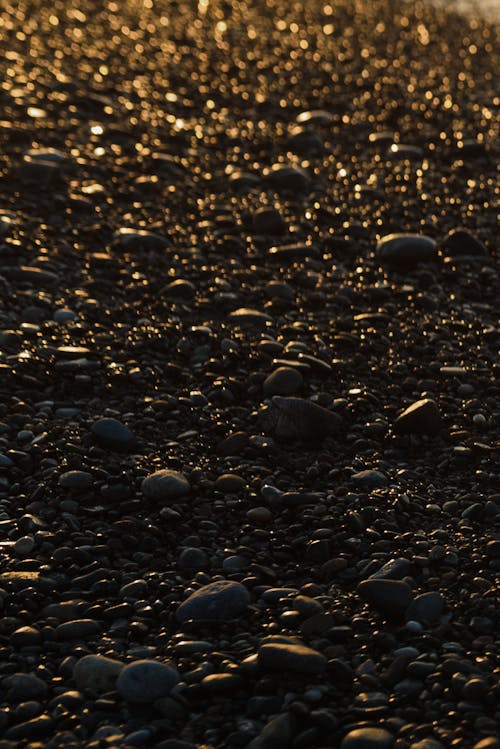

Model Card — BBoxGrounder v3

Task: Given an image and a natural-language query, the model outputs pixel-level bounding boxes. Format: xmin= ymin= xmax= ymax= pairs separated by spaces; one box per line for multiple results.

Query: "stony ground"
xmin=0 ymin=1 xmax=498 ymax=748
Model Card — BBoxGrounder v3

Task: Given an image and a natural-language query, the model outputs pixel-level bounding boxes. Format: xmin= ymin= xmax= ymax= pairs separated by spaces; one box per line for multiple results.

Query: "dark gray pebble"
xmin=405 ymin=592 xmax=445 ymax=623
xmin=376 ymin=234 xmax=437 ymax=266
xmin=176 ymin=580 xmax=250 ymax=622
xmin=357 ymin=579 xmax=413 ymax=620
xmin=90 ymin=417 xmax=136 ymax=452
xmin=263 ymin=367 xmax=303 ymax=396
xmin=341 ymin=727 xmax=394 ymax=749
xmin=117 ymin=659 xmax=179 ymax=703
xmin=393 ymin=399 xmax=442 ymax=436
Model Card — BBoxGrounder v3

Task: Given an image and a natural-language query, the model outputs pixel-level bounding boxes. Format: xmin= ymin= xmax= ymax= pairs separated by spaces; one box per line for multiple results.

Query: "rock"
xmin=215 ymin=473 xmax=246 ymax=493
xmin=268 ymin=243 xmax=319 ymax=262
xmin=440 ymin=228 xmax=487 ymax=257
xmin=263 ymin=367 xmax=303 ymax=396
xmin=3 ymin=673 xmax=48 ymax=701
xmin=4 ymin=715 xmax=54 ymax=741
xmin=357 ymin=579 xmax=413 ymax=620
xmin=296 ymin=109 xmax=335 ymax=124
xmin=341 ymin=727 xmax=394 ymax=749
xmin=141 ymin=469 xmax=190 ymax=501
xmin=163 ymin=278 xmax=196 ymax=301
xmin=113 ymin=228 xmax=169 ymax=250
xmin=73 ymin=655 xmax=124 ymax=693
xmin=409 ymin=740 xmax=446 ymax=749
xmin=177 ymin=547 xmax=209 ymax=571
xmin=393 ymin=399 xmax=442 ymax=436
xmin=90 ymin=417 xmax=135 ymax=451
xmin=352 ymin=469 xmax=388 ymax=488
xmin=247 ymin=712 xmax=297 ymax=749
xmin=176 ymin=580 xmax=250 ymax=622
xmin=228 ymin=308 xmax=273 ymax=330
xmin=405 ymin=592 xmax=445 ymax=624
xmin=10 ymin=626 xmax=42 ymax=647
xmin=263 ymin=164 xmax=310 ymax=192
xmin=369 ymin=558 xmax=411 ymax=580
xmin=55 ymin=619 xmax=102 ymax=640
xmin=258 ymin=639 xmax=327 ymax=674
xmin=58 ymin=470 xmax=93 ymax=492
xmin=376 ymin=234 xmax=437 ymax=266
xmin=216 ymin=431 xmax=249 ymax=456
xmin=264 ymin=396 xmax=342 ymax=441
xmin=252 ymin=207 xmax=287 ymax=235
xmin=117 ymin=660 xmax=179 ymax=703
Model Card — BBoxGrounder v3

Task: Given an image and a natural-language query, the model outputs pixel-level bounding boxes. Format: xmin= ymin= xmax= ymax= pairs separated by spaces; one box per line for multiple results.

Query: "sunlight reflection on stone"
xmin=198 ymin=0 xmax=209 ymax=16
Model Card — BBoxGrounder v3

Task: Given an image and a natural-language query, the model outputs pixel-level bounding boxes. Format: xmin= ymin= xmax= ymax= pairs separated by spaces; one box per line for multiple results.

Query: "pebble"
xmin=3 ymin=673 xmax=48 ymax=701
xmin=393 ymin=399 xmax=442 ymax=436
xmin=405 ymin=592 xmax=445 ymax=624
xmin=58 ymin=470 xmax=93 ymax=492
xmin=90 ymin=417 xmax=136 ymax=451
xmin=55 ymin=619 xmax=102 ymax=640
xmin=263 ymin=367 xmax=303 ymax=396
xmin=141 ymin=469 xmax=191 ymax=501
xmin=376 ymin=234 xmax=437 ymax=266
xmin=267 ymin=395 xmax=342 ymax=441
xmin=116 ymin=659 xmax=179 ymax=703
xmin=73 ymin=654 xmax=124 ymax=693
xmin=258 ymin=638 xmax=327 ymax=673
xmin=228 ymin=308 xmax=273 ymax=330
xmin=252 ymin=207 xmax=287 ymax=235
xmin=247 ymin=712 xmax=296 ymax=749
xmin=352 ymin=469 xmax=389 ymax=488
xmin=176 ymin=580 xmax=250 ymax=622
xmin=13 ymin=535 xmax=35 ymax=555
xmin=357 ymin=579 xmax=413 ymax=620
xmin=440 ymin=228 xmax=487 ymax=257
xmin=215 ymin=473 xmax=247 ymax=493
xmin=341 ymin=727 xmax=394 ymax=749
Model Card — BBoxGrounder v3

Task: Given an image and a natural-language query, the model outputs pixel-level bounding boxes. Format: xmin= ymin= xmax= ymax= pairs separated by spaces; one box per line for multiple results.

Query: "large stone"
xmin=117 ymin=660 xmax=179 ymax=703
xmin=393 ymin=399 xmax=442 ymax=436
xmin=376 ymin=234 xmax=437 ymax=266
xmin=263 ymin=367 xmax=303 ymax=396
xmin=341 ymin=727 xmax=394 ymax=749
xmin=73 ymin=655 xmax=124 ymax=693
xmin=357 ymin=579 xmax=413 ymax=621
xmin=440 ymin=228 xmax=487 ymax=257
xmin=141 ymin=469 xmax=190 ymax=501
xmin=263 ymin=396 xmax=342 ymax=441
xmin=258 ymin=639 xmax=327 ymax=674
xmin=176 ymin=580 xmax=250 ymax=623
xmin=405 ymin=592 xmax=445 ymax=624
xmin=90 ymin=418 xmax=136 ymax=452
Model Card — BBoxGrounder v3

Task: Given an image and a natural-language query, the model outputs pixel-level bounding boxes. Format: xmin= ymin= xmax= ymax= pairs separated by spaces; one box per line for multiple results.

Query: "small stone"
xmin=352 ymin=469 xmax=388 ymax=488
xmin=117 ymin=659 xmax=179 ymax=703
xmin=393 ymin=399 xmax=442 ymax=436
xmin=176 ymin=580 xmax=250 ymax=622
xmin=73 ymin=655 xmax=124 ymax=693
xmin=341 ymin=727 xmax=394 ymax=749
xmin=53 ymin=308 xmax=76 ymax=323
xmin=409 ymin=740 xmax=446 ymax=749
xmin=215 ymin=473 xmax=247 ymax=493
xmin=58 ymin=471 xmax=93 ymax=492
xmin=258 ymin=638 xmax=327 ymax=674
xmin=376 ymin=234 xmax=437 ymax=266
xmin=247 ymin=712 xmax=296 ymax=749
xmin=405 ymin=592 xmax=445 ymax=624
xmin=56 ymin=619 xmax=101 ymax=640
xmin=369 ymin=558 xmax=411 ymax=580
xmin=252 ymin=207 xmax=287 ymax=235
xmin=263 ymin=164 xmax=310 ymax=192
xmin=3 ymin=673 xmax=48 ymax=701
xmin=10 ymin=626 xmax=42 ymax=647
xmin=141 ymin=469 xmax=190 ymax=501
xmin=263 ymin=367 xmax=303 ymax=396
xmin=177 ymin=547 xmax=209 ymax=571
xmin=440 ymin=228 xmax=487 ymax=257
xmin=90 ymin=418 xmax=135 ymax=451
xmin=266 ymin=396 xmax=342 ymax=441
xmin=228 ymin=308 xmax=273 ymax=330
xmin=13 ymin=535 xmax=35 ymax=556
xmin=357 ymin=579 xmax=413 ymax=620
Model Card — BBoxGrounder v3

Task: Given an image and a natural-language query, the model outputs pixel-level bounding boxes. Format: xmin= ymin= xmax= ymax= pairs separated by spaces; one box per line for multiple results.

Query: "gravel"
xmin=0 ymin=0 xmax=497 ymax=747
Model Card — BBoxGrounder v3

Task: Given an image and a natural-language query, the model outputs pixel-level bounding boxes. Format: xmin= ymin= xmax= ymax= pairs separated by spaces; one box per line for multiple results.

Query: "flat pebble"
xmin=258 ymin=639 xmax=327 ymax=673
xmin=357 ymin=579 xmax=413 ymax=620
xmin=341 ymin=727 xmax=394 ymax=749
xmin=176 ymin=580 xmax=250 ymax=622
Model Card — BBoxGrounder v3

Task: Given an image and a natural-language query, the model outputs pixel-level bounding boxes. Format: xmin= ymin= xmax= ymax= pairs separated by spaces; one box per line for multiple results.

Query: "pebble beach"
xmin=0 ymin=0 xmax=498 ymax=747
